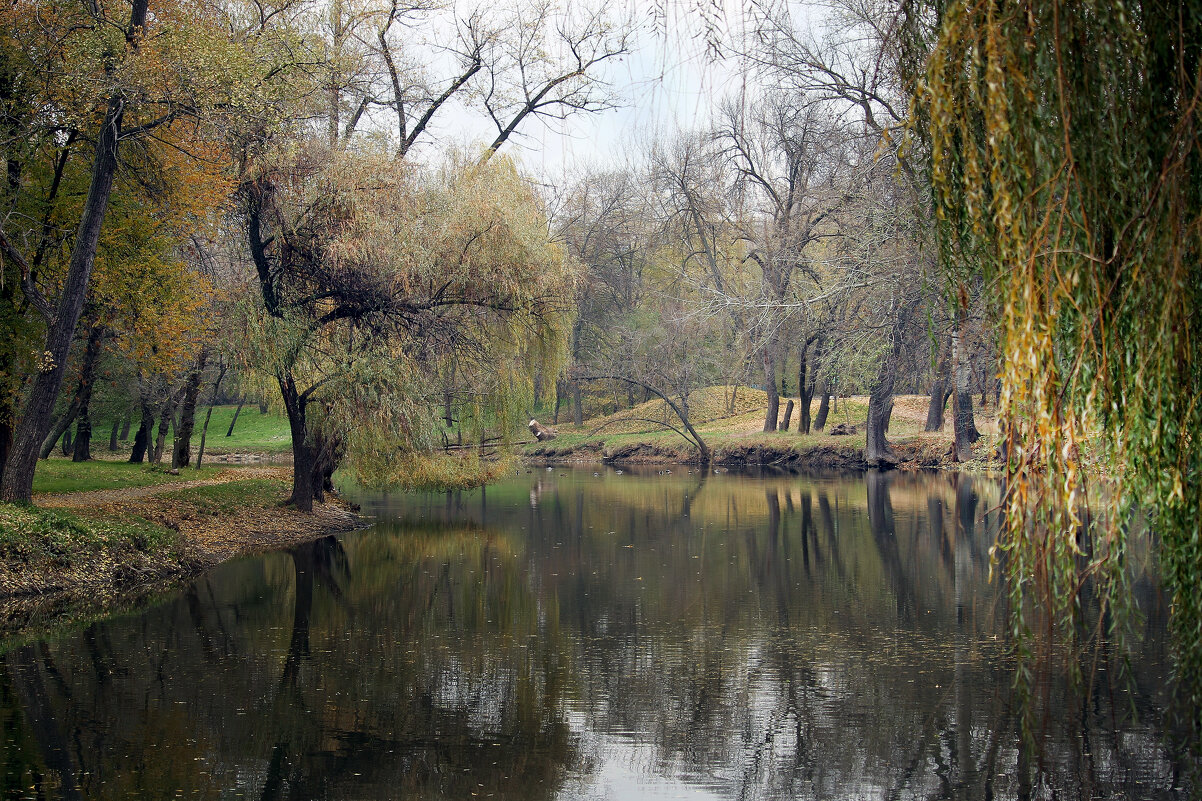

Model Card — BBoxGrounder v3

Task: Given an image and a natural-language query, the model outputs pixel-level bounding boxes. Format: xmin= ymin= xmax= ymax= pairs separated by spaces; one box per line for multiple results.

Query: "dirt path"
xmin=33 ymin=466 xmax=292 ymax=509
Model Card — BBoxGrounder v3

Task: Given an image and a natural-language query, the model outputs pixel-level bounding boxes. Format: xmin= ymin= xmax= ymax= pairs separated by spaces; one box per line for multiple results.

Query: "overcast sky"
xmin=411 ymin=0 xmax=786 ymax=179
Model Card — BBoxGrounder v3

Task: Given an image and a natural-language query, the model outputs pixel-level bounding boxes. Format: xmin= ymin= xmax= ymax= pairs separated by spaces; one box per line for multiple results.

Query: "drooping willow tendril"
xmin=904 ymin=0 xmax=1202 ymax=753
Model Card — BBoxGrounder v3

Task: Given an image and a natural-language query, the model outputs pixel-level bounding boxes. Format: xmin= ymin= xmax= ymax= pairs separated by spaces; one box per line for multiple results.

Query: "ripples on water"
xmin=0 ymin=468 xmax=1193 ymax=799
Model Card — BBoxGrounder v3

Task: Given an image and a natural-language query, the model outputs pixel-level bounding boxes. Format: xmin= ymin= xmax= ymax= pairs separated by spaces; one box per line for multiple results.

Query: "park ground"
xmin=0 ymin=390 xmax=994 ymax=639
xmin=522 ymin=386 xmax=1000 ymax=471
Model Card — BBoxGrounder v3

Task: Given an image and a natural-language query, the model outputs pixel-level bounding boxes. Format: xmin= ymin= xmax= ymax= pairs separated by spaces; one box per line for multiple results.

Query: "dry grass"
xmin=527 ymin=387 xmax=1001 ymax=466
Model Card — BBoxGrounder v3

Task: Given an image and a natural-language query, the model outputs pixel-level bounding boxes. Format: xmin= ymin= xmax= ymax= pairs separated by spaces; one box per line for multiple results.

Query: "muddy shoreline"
xmin=1 ymin=479 xmax=364 ymax=642
xmin=524 ymin=438 xmax=962 ymax=471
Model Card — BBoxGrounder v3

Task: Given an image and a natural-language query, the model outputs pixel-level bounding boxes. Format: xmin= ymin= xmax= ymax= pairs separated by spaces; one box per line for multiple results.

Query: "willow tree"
xmin=240 ymin=146 xmax=573 ymax=511
xmin=908 ymin=0 xmax=1202 ymax=736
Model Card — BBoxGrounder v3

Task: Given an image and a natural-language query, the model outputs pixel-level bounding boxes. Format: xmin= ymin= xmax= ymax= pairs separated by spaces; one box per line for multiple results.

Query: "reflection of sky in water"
xmin=561 ymin=725 xmax=732 ymax=800
xmin=0 ymin=467 xmax=1190 ymax=799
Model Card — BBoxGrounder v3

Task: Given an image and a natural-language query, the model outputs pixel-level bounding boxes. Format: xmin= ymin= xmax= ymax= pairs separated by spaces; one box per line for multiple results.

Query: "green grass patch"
xmin=0 ymin=503 xmax=176 ymax=569
xmin=159 ymin=478 xmax=290 ymax=514
xmin=32 ymin=459 xmax=221 ymax=494
xmin=95 ymin=404 xmax=293 ymax=455
xmin=193 ymin=405 xmax=292 ymax=453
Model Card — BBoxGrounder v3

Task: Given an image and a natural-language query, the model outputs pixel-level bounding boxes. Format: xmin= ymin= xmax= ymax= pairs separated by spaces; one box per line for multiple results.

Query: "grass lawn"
xmin=192 ymin=405 xmax=292 ymax=454
xmin=0 ymin=502 xmax=176 ymax=575
xmin=90 ymin=404 xmax=293 ymax=457
xmin=158 ymin=478 xmax=289 ymax=514
xmin=32 ymin=459 xmax=221 ymax=495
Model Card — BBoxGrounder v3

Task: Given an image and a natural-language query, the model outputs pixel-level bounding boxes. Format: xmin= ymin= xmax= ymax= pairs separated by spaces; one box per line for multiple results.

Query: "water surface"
xmin=1 ymin=467 xmax=1189 ymax=799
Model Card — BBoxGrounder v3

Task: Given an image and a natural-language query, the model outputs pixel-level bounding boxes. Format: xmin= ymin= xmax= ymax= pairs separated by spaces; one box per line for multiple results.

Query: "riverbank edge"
xmin=524 ymin=437 xmax=995 ymax=471
xmin=0 ymin=486 xmax=365 ymax=643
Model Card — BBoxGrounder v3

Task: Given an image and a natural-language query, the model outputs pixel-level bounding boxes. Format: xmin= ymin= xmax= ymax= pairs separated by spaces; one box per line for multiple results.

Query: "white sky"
xmin=406 ymin=0 xmax=796 ymax=180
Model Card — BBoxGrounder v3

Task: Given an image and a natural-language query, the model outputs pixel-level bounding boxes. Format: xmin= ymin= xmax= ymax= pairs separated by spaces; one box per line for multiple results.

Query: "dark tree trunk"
xmin=798 ymin=337 xmax=819 ymax=435
xmin=150 ymin=385 xmax=183 ymax=465
xmin=762 ymin=342 xmax=779 ymax=432
xmin=572 ymin=381 xmax=583 ymax=427
xmin=225 ymin=401 xmax=244 ymax=437
xmin=130 ymin=390 xmax=155 ymax=464
xmin=196 ymin=360 xmax=227 ymax=469
xmin=925 ymin=340 xmax=952 ymax=432
xmin=41 ymin=407 xmax=78 ymax=460
xmin=258 ymin=399 xmax=269 ymax=414
xmin=172 ymin=350 xmax=208 ymax=469
xmin=0 ymin=0 xmax=148 ymax=503
xmin=310 ymin=426 xmax=342 ymax=504
xmin=814 ymin=387 xmax=831 ymax=431
xmin=951 ymin=321 xmax=980 ymax=462
xmin=40 ymin=325 xmax=106 ymax=460
xmin=865 ymin=382 xmax=897 ymax=466
xmin=780 ymin=399 xmax=795 ymax=431
xmin=553 ymin=379 xmax=563 ymax=425
xmin=0 ymin=417 xmax=11 ymax=487
xmin=866 ymin=321 xmax=906 ymax=467
xmin=280 ymin=374 xmax=315 ymax=513
xmin=60 ymin=429 xmax=73 ymax=457
xmin=70 ymin=326 xmax=106 ymax=463
xmin=108 ymin=416 xmax=121 ymax=451
xmin=72 ymin=412 xmax=92 ymax=462
xmin=118 ymin=410 xmax=132 ymax=440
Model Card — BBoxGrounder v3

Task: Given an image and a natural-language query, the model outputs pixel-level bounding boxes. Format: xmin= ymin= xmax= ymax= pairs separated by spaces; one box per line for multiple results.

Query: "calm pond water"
xmin=1 ymin=467 xmax=1193 ymax=799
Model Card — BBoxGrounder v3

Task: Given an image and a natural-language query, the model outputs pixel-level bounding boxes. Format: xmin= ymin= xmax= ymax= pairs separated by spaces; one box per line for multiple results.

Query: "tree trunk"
xmin=0 ymin=0 xmax=148 ymax=503
xmin=150 ymin=385 xmax=183 ymax=465
xmin=925 ymin=339 xmax=952 ymax=432
xmin=780 ymin=399 xmax=795 ymax=431
xmin=572 ymin=381 xmax=583 ymax=427
xmin=866 ymin=321 xmax=906 ymax=467
xmin=70 ymin=326 xmax=106 ymax=463
xmin=60 ymin=429 xmax=73 ymax=457
xmin=762 ymin=340 xmax=779 ymax=432
xmin=72 ymin=414 xmax=92 ymax=462
xmin=951 ymin=320 xmax=980 ymax=462
xmin=118 ymin=410 xmax=132 ymax=440
xmin=814 ymin=388 xmax=831 ymax=431
xmin=258 ymin=399 xmax=269 ymax=414
xmin=172 ymin=350 xmax=208 ymax=469
xmin=39 ymin=325 xmax=106 ymax=459
xmin=130 ymin=397 xmax=154 ymax=464
xmin=865 ymin=381 xmax=897 ymax=466
xmin=280 ymin=374 xmax=315 ymax=513
xmin=553 ymin=379 xmax=563 ymax=425
xmin=0 ymin=416 xmax=12 ymax=488
xmin=41 ymin=406 xmax=78 ymax=460
xmin=196 ymin=360 xmax=227 ymax=469
xmin=225 ymin=401 xmax=244 ymax=437
xmin=108 ymin=415 xmax=121 ymax=451
xmin=798 ymin=338 xmax=818 ymax=435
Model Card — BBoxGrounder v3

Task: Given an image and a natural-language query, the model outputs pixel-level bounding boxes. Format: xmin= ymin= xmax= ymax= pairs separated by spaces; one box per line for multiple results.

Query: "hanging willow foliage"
xmin=905 ymin=0 xmax=1202 ymax=740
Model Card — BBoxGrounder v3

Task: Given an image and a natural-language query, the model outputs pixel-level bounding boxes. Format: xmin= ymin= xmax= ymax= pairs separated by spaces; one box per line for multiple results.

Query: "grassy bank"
xmin=524 ymin=387 xmax=999 ymax=469
xmin=1 ymin=468 xmax=360 ymax=638
xmin=33 ymin=458 xmax=220 ymax=494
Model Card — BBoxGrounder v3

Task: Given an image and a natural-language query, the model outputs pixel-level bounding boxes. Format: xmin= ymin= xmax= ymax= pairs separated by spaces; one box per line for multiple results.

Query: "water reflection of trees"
xmin=1 ymin=470 xmax=1192 ymax=798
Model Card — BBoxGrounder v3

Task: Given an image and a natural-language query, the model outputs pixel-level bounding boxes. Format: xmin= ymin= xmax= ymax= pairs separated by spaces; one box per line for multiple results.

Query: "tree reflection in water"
xmin=0 ymin=468 xmax=1193 ymax=799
